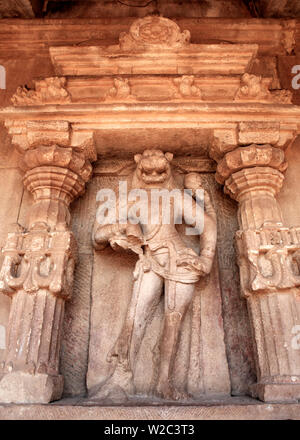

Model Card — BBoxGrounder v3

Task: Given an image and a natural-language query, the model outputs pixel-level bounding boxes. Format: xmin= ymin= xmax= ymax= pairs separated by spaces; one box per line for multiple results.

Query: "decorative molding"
xmin=67 ymin=76 xmax=239 ymax=103
xmin=49 ymin=17 xmax=257 ymax=77
xmin=2 ymin=104 xmax=300 ymax=136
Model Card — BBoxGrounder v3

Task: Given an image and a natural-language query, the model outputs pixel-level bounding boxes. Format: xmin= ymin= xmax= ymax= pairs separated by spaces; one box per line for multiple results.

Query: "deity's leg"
xmin=156 ymin=281 xmax=194 ymax=400
xmin=128 ymin=270 xmax=163 ymax=367
xmin=110 ymin=269 xmax=163 ymax=369
xmin=90 ymin=269 xmax=163 ymax=401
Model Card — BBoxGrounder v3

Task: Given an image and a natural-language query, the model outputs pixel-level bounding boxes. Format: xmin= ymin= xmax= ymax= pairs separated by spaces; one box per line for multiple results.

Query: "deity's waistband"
xmin=135 ymin=248 xmax=200 ymax=284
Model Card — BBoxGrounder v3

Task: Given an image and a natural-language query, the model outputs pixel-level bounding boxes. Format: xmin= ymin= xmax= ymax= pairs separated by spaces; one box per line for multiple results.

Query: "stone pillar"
xmin=215 ymin=143 xmax=300 ymax=402
xmin=0 ymin=127 xmax=96 ymax=403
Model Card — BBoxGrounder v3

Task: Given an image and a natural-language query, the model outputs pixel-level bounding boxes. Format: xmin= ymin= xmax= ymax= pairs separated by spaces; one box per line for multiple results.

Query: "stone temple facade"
xmin=1 ymin=0 xmax=300 ymax=420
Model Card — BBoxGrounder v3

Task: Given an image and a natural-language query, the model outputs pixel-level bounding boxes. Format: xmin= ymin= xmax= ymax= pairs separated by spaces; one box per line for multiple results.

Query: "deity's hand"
xmin=109 ymin=223 xmax=144 ymax=255
xmin=93 ymin=224 xmax=121 ymax=250
xmin=176 ymin=249 xmax=213 ymax=276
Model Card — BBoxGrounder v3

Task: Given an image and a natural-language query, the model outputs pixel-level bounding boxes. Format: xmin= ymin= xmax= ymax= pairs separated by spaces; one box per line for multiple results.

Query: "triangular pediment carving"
xmin=50 ymin=16 xmax=258 ymax=77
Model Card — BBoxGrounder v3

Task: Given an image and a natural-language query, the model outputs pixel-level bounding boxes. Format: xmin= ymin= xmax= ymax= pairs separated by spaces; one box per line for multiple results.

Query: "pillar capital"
xmin=224 ymin=166 xmax=285 ymax=203
xmin=215 ymin=144 xmax=287 ymax=186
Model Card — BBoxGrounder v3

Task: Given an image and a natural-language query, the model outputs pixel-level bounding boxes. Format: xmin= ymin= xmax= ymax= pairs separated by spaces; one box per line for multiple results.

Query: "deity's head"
xmin=132 ymin=149 xmax=174 ymax=189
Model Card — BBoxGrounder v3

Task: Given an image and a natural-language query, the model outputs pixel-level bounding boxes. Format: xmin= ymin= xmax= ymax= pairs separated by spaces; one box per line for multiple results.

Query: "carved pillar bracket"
xmin=0 ymin=121 xmax=96 ymax=404
xmin=211 ymin=133 xmax=300 ymax=403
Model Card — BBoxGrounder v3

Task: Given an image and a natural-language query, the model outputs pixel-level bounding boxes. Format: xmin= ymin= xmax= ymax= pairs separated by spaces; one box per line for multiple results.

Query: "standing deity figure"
xmin=92 ymin=150 xmax=217 ymax=401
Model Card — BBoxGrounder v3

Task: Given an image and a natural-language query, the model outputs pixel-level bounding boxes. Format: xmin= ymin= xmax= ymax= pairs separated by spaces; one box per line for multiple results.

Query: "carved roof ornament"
xmin=11 ymin=77 xmax=71 ymax=106
xmin=119 ymin=15 xmax=190 ymax=51
xmin=106 ymin=78 xmax=134 ymax=100
xmin=171 ymin=75 xmax=202 ymax=99
xmin=235 ymin=73 xmax=292 ymax=104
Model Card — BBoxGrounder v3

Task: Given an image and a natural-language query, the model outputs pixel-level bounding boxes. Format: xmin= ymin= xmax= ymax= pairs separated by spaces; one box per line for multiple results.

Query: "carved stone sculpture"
xmin=92 ymin=150 xmax=217 ymax=402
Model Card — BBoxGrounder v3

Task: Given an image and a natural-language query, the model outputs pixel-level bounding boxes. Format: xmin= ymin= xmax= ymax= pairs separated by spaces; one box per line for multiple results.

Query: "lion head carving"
xmin=131 ymin=149 xmax=176 ymax=189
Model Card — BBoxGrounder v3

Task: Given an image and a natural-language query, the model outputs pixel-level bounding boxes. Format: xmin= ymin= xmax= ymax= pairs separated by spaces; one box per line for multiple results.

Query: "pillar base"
xmin=250 ymin=382 xmax=300 ymax=403
xmin=0 ymin=372 xmax=63 ymax=404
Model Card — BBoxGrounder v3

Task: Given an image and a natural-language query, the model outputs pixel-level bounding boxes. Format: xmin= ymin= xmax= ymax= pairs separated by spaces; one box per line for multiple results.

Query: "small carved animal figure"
xmin=108 ymin=78 xmax=131 ymax=99
xmin=236 ymin=73 xmax=270 ymax=100
xmin=173 ymin=75 xmax=202 ymax=98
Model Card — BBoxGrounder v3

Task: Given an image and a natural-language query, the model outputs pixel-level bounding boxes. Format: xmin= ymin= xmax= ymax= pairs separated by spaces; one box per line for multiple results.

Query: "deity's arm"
xmin=92 ymin=221 xmax=121 ymax=251
xmin=93 ymin=197 xmax=143 ymax=253
xmin=180 ymin=190 xmax=217 ymax=274
xmin=92 ymin=193 xmax=122 ymax=250
xmin=200 ymin=193 xmax=217 ymax=272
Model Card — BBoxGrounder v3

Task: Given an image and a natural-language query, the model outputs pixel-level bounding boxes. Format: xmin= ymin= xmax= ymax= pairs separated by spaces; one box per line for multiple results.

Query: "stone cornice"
xmin=1 ymin=102 xmax=299 ymax=157
xmin=0 ymin=18 xmax=298 ymax=57
xmin=1 ymin=102 xmax=300 ymax=125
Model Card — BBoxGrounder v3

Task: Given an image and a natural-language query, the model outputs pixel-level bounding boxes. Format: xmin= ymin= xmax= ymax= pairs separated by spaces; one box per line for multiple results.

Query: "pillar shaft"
xmin=0 ymin=133 xmax=96 ymax=403
xmin=216 ymin=143 xmax=300 ymax=402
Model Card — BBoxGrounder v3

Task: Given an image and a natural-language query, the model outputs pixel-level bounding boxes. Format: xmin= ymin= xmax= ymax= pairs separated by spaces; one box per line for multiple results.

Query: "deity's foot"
xmin=156 ymin=381 xmax=190 ymax=401
xmin=89 ymin=382 xmax=129 ymax=404
xmin=88 ymin=363 xmax=135 ymax=404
